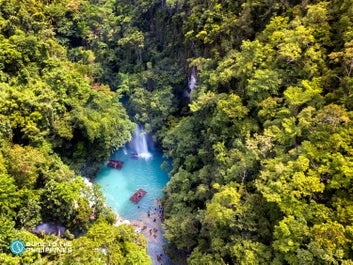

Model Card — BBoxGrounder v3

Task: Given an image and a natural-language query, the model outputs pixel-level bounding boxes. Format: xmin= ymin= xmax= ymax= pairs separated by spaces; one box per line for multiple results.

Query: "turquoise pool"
xmin=94 ymin=146 xmax=170 ymax=221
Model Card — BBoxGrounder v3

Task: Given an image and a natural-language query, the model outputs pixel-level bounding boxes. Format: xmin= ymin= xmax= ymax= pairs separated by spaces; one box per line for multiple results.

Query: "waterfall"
xmin=132 ymin=125 xmax=152 ymax=159
xmin=189 ymin=71 xmax=196 ymax=93
xmin=184 ymin=67 xmax=197 ymax=98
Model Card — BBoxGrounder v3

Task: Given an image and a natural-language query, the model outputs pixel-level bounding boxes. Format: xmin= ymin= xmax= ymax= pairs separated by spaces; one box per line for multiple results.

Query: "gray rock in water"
xmin=33 ymin=223 xmax=66 ymax=236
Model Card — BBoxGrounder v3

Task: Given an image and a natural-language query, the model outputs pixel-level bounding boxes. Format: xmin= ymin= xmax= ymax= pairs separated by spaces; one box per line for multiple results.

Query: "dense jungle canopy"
xmin=0 ymin=0 xmax=353 ymax=264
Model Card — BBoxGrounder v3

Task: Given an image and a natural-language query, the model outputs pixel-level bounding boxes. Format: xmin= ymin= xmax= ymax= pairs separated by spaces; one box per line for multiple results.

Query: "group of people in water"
xmin=145 ymin=199 xmax=166 ymax=264
xmin=146 ymin=199 xmax=164 ymax=222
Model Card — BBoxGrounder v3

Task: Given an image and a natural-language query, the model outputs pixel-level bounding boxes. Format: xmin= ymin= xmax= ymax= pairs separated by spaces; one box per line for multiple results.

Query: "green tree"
xmin=0 ymin=172 xmax=20 ymax=218
xmin=41 ymin=178 xmax=93 ymax=232
xmin=65 ymin=218 xmax=150 ymax=265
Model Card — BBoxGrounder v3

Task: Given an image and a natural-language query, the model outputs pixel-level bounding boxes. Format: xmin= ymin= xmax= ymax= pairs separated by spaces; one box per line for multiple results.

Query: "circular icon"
xmin=10 ymin=240 xmax=26 ymax=255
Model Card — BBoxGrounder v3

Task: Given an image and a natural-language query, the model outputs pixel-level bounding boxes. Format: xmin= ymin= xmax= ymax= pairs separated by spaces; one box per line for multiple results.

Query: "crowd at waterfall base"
xmin=114 ymin=198 xmax=172 ymax=265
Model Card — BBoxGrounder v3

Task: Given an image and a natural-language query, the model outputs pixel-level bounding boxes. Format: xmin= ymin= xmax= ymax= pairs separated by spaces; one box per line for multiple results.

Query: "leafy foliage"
xmin=2 ymin=0 xmax=353 ymax=264
xmin=155 ymin=1 xmax=353 ymax=264
xmin=0 ymin=0 xmax=148 ymax=263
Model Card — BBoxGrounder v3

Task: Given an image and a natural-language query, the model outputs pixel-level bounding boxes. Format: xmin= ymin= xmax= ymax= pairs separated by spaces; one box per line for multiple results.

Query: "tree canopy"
xmin=1 ymin=0 xmax=353 ymax=264
xmin=0 ymin=0 xmax=147 ymax=263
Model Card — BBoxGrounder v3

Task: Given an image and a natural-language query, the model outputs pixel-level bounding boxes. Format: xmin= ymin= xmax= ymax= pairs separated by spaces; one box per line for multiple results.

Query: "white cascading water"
xmin=132 ymin=125 xmax=152 ymax=159
xmin=189 ymin=71 xmax=196 ymax=93
xmin=184 ymin=67 xmax=197 ymax=98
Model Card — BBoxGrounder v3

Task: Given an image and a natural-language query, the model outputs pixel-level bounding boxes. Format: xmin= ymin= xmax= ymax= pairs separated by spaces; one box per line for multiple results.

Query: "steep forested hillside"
xmin=157 ymin=1 xmax=353 ymax=264
xmin=0 ymin=0 xmax=149 ymax=263
xmin=1 ymin=0 xmax=353 ymax=264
